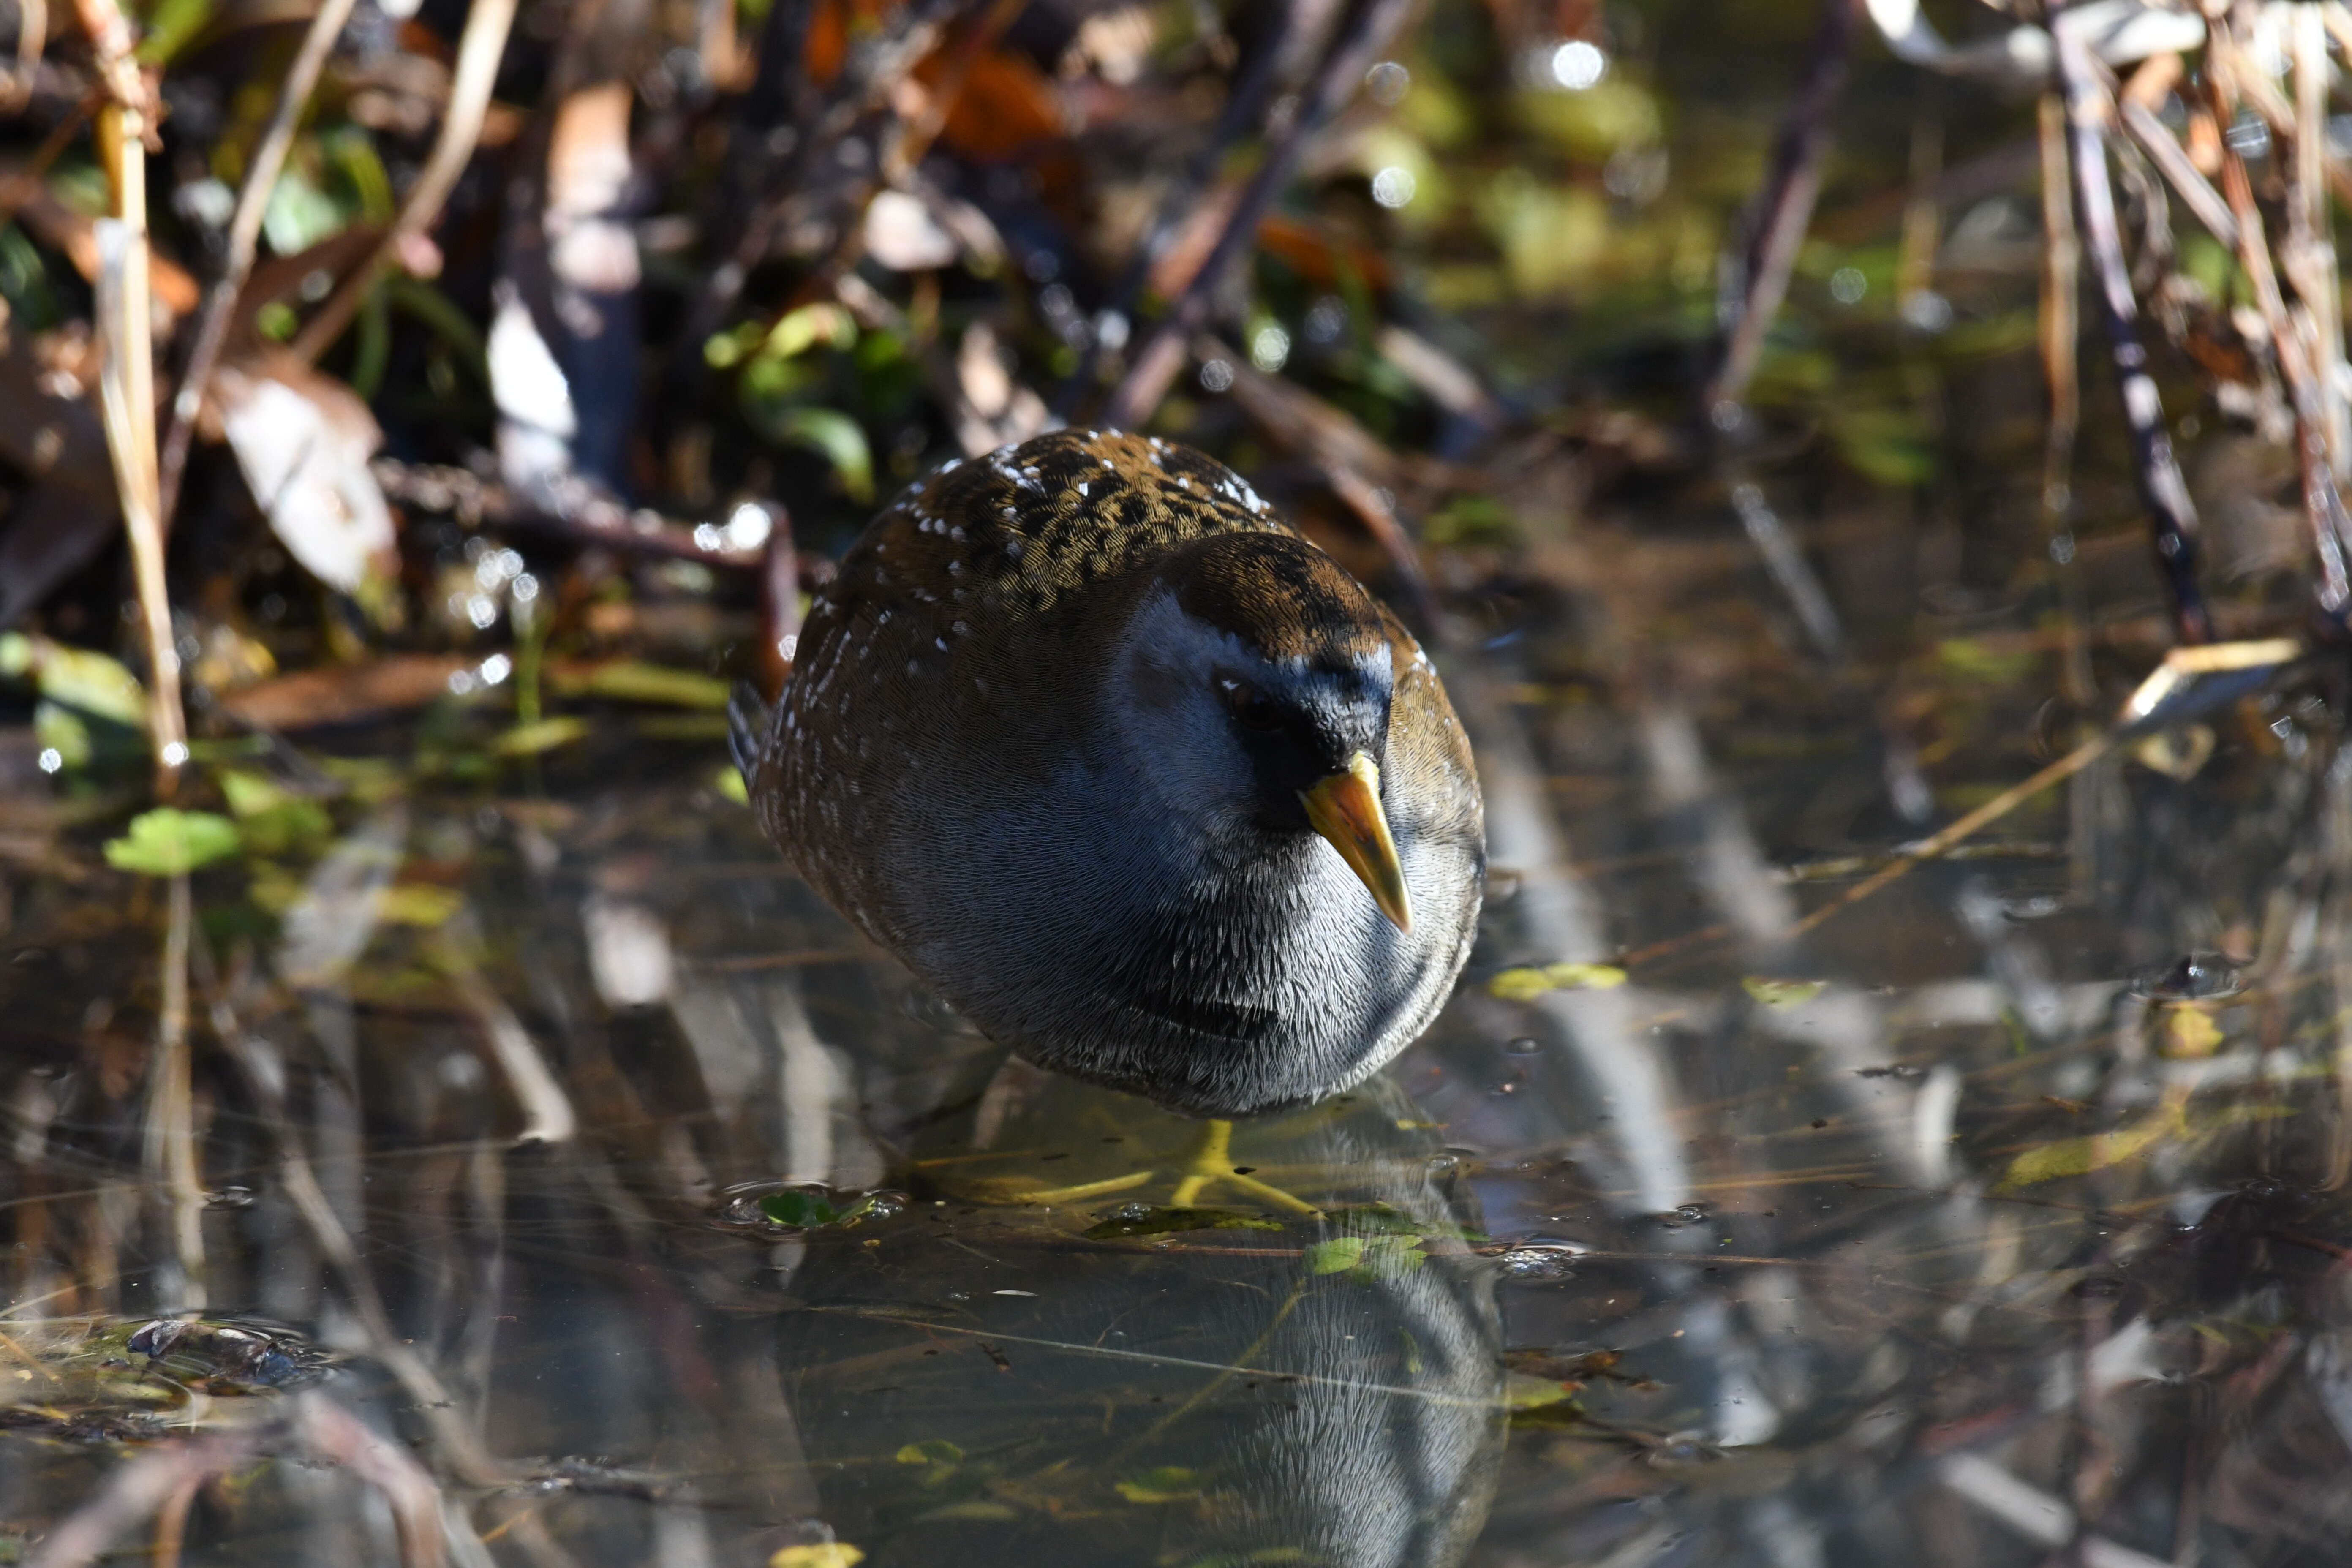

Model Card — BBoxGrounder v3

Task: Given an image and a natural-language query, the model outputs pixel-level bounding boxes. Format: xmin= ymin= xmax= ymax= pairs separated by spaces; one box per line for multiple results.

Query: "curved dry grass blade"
xmin=290 ymin=0 xmax=520 ymax=363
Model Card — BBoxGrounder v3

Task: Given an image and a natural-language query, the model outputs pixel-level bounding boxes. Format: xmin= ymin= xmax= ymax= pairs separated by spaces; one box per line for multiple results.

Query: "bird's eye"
xmin=1220 ymin=678 xmax=1284 ymax=732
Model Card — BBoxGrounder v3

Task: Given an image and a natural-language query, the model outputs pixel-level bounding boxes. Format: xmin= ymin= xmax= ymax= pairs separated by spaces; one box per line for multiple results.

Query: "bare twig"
xmin=157 ymin=0 xmax=362 ymax=527
xmin=1102 ymin=0 xmax=1418 ymax=430
xmin=290 ymin=0 xmax=519 ymax=363
xmin=370 ymin=458 xmax=787 ymax=569
xmin=2205 ymin=52 xmax=2352 ymax=618
xmin=2114 ymin=98 xmax=2237 ymax=250
xmin=2287 ymin=3 xmax=2347 ymax=478
xmin=2051 ymin=15 xmax=2211 ymax=642
xmin=1701 ymin=0 xmax=1862 ymax=417
xmin=1054 ymin=0 xmax=1316 ymax=418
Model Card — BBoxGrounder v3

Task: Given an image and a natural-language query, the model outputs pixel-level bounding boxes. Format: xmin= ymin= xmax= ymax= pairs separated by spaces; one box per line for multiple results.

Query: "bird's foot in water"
xmin=983 ymin=1119 xmax=1322 ymax=1217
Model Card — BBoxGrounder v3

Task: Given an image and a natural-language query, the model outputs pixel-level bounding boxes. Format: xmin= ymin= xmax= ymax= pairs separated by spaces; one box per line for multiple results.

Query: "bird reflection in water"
xmin=772 ymin=1065 xmax=1504 ymax=1568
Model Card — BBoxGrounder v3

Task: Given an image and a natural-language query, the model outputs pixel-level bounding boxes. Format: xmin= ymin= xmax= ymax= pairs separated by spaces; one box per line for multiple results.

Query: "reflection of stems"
xmin=196 ymin=946 xmax=508 ymax=1489
xmin=1702 ymin=0 xmax=1861 ymax=416
xmin=22 ymin=1431 xmax=260 ymax=1568
xmin=157 ymin=0 xmax=362 ymax=526
xmin=144 ymin=872 xmax=205 ymax=1311
xmin=290 ymin=0 xmax=519 ymax=363
xmin=2036 ymin=93 xmax=2093 ymax=708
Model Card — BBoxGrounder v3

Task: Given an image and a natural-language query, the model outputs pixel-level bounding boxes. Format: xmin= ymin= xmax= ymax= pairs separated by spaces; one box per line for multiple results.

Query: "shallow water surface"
xmin=8 ymin=540 xmax=2352 ymax=1568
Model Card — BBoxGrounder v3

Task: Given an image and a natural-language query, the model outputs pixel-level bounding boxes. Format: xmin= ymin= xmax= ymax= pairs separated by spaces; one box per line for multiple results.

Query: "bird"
xmin=731 ymin=428 xmax=1484 ymax=1119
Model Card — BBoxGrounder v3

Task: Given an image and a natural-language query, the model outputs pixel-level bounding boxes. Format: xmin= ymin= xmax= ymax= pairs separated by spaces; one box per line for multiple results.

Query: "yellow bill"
xmin=1300 ymin=751 xmax=1412 ymax=933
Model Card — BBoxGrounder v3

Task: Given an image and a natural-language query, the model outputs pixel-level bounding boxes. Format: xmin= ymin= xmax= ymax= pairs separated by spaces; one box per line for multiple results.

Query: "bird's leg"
xmin=981 ymin=1118 xmax=1322 ymax=1215
xmin=1172 ymin=1119 xmax=1321 ymax=1216
xmin=1165 ymin=1118 xmax=1234 ymax=1207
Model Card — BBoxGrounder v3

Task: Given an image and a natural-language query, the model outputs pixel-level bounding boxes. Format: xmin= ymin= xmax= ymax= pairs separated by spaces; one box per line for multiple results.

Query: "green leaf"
xmin=769 ymin=407 xmax=874 ymax=504
xmin=760 ymin=1190 xmax=844 ymax=1228
xmin=105 ymin=810 xmax=241 ymax=877
xmin=760 ymin=302 xmax=859 ymax=361
xmin=716 ymin=765 xmax=751 ymax=806
xmin=133 ymin=0 xmax=213 ymax=63
xmin=1084 ymin=1206 xmax=1285 ymax=1239
xmin=33 ymin=702 xmax=91 ymax=770
xmin=894 ymin=1440 xmax=964 ymax=1466
xmin=1 ymin=632 xmax=147 ymax=727
xmin=1305 ymin=1237 xmax=1367 ymax=1275
xmin=218 ymin=771 xmax=333 ymax=855
xmin=1114 ymin=1466 xmax=1203 ymax=1504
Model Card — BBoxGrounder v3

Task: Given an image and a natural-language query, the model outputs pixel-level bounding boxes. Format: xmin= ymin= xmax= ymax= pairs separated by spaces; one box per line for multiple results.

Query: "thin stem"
xmin=77 ymin=3 xmax=186 ymax=793
xmin=157 ymin=0 xmax=362 ymax=527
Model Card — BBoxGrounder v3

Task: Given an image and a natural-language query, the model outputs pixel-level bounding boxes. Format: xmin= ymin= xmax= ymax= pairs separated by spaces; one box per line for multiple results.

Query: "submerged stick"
xmin=158 ymin=0 xmax=362 ymax=526
xmin=2050 ymin=16 xmax=2211 ymax=643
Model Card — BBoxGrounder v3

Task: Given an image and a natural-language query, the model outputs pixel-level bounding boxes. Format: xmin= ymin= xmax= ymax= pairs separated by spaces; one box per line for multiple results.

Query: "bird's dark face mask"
xmin=1114 ymin=579 xmax=1410 ymax=932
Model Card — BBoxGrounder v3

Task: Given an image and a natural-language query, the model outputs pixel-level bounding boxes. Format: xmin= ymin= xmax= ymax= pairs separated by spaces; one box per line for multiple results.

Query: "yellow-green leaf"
xmin=493 ymin=716 xmax=591 ymax=757
xmin=2163 ymin=1003 xmax=2225 ymax=1059
xmin=716 ymin=764 xmax=751 ymax=805
xmin=105 ymin=810 xmax=241 ymax=877
xmin=1 ymin=632 xmax=147 ymax=727
xmin=1743 ymin=977 xmax=1826 ymax=1009
xmin=1994 ymin=1106 xmax=2186 ymax=1193
xmin=1114 ymin=1466 xmax=1203 ymax=1504
xmin=768 ymin=1547 xmax=864 ymax=1568
xmin=552 ymin=661 xmax=732 ymax=710
xmin=377 ymin=885 xmax=465 ymax=928
xmin=1488 ymin=961 xmax=1628 ymax=1002
xmin=894 ymin=1440 xmax=963 ymax=1466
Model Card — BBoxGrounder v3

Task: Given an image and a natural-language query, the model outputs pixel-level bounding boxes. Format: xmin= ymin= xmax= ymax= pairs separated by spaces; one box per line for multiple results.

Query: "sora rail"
xmin=732 ymin=429 xmax=1484 ymax=1117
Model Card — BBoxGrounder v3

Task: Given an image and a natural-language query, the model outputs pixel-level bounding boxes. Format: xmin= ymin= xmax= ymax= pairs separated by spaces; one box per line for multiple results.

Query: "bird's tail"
xmin=727 ymin=681 xmax=773 ymax=787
